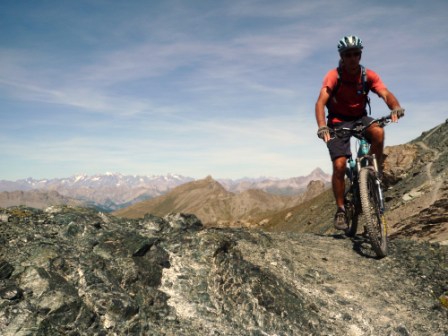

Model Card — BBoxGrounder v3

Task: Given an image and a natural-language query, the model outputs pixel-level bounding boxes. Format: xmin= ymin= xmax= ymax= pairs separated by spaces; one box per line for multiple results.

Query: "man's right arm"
xmin=315 ymin=87 xmax=331 ymax=142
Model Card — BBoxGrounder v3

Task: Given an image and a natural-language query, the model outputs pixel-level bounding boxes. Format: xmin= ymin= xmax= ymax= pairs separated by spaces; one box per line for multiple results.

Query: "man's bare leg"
xmin=332 ymin=156 xmax=347 ymax=209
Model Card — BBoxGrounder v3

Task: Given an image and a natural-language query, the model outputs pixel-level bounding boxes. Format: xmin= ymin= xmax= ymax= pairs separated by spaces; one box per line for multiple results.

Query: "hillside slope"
xmin=0 ymin=190 xmax=86 ymax=209
xmin=114 ymin=176 xmax=233 ymax=222
xmin=386 ymin=120 xmax=448 ymax=242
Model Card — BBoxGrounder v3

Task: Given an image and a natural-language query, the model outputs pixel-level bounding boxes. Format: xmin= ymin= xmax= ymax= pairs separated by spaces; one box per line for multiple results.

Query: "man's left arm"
xmin=376 ymin=88 xmax=404 ymax=122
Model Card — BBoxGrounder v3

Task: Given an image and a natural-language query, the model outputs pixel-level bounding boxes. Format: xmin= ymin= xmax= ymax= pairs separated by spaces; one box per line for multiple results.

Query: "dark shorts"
xmin=326 ymin=116 xmax=375 ymax=161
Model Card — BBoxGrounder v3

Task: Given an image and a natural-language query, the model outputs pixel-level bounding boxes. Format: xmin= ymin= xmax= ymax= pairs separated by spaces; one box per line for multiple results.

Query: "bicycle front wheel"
xmin=359 ymin=167 xmax=387 ymax=257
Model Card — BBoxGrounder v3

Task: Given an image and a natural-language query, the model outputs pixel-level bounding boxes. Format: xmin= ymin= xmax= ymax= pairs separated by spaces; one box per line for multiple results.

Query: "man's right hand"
xmin=317 ymin=126 xmax=331 ymax=142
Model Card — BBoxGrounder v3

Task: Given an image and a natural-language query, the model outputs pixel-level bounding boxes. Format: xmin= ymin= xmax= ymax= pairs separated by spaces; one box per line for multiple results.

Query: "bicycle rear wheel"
xmin=359 ymin=167 xmax=387 ymax=257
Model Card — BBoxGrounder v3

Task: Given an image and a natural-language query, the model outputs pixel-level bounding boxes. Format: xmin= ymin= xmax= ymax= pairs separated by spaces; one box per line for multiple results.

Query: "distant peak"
xmin=310 ymin=167 xmax=324 ymax=174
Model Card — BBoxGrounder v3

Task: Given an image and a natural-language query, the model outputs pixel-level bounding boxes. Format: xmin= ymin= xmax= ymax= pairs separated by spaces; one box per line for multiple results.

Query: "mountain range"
xmin=0 ymin=169 xmax=330 ymax=211
xmin=218 ymin=167 xmax=330 ymax=195
xmin=112 ymin=176 xmax=327 ymax=226
xmin=0 ymin=173 xmax=194 ymax=211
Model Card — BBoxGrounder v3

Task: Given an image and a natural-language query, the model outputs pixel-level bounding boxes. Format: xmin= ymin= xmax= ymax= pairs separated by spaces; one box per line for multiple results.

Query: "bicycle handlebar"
xmin=331 ymin=115 xmax=392 ymax=139
xmin=375 ymin=115 xmax=393 ymax=127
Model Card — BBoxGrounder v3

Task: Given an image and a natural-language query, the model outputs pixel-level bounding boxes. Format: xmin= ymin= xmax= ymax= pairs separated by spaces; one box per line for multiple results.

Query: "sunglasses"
xmin=343 ymin=51 xmax=362 ymax=58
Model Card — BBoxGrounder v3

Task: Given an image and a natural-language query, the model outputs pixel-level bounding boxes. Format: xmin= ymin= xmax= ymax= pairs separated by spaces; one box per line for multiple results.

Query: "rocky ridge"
xmin=0 ymin=206 xmax=446 ymax=335
xmin=0 ymin=190 xmax=86 ymax=210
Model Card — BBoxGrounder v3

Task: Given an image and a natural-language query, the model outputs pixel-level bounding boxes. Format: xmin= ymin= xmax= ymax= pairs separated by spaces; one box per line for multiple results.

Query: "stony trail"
xmin=209 ymin=231 xmax=448 ymax=335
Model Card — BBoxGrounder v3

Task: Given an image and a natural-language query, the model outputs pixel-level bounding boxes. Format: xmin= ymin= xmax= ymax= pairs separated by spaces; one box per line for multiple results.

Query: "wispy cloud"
xmin=0 ymin=0 xmax=447 ymax=180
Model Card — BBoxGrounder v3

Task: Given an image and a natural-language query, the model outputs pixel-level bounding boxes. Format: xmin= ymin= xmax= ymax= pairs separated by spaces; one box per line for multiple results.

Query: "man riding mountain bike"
xmin=315 ymin=35 xmax=405 ymax=231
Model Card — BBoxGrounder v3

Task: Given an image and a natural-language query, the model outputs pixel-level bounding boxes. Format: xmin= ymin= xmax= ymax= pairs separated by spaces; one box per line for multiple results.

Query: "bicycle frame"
xmin=346 ymin=138 xmax=384 ymax=213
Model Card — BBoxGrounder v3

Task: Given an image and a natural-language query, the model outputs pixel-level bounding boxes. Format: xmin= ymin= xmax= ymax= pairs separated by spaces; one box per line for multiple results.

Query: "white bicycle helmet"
xmin=338 ymin=35 xmax=363 ymax=53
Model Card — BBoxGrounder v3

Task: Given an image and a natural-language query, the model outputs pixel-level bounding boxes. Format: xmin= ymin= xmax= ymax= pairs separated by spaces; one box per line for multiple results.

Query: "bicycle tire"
xmin=344 ymin=178 xmax=359 ymax=237
xmin=359 ymin=167 xmax=387 ymax=257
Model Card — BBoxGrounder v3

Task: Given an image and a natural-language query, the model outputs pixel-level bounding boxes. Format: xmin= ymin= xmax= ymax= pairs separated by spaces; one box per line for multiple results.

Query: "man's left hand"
xmin=390 ymin=108 xmax=405 ymax=122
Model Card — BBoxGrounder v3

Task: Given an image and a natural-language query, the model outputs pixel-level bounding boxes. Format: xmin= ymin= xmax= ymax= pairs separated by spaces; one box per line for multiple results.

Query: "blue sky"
xmin=1 ymin=0 xmax=447 ymax=180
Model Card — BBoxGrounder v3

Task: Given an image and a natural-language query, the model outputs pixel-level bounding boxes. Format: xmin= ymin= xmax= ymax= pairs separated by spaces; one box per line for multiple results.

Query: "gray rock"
xmin=0 ymin=205 xmax=446 ymax=335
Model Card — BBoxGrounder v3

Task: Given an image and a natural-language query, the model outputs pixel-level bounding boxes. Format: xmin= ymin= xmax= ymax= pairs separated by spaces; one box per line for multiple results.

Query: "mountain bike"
xmin=332 ymin=116 xmax=392 ymax=258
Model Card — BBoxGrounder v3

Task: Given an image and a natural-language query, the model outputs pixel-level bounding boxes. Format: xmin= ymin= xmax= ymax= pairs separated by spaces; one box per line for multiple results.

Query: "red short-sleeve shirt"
xmin=322 ymin=67 xmax=387 ymax=122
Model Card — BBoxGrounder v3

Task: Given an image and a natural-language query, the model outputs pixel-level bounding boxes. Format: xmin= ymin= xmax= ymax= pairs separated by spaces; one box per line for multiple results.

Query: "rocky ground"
xmin=0 ymin=206 xmax=446 ymax=335
xmin=384 ymin=120 xmax=448 ymax=243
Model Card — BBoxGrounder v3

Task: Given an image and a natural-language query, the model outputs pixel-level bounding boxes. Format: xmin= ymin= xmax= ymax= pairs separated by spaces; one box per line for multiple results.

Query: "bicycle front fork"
xmin=372 ymin=154 xmax=386 ymax=213
xmin=376 ymin=179 xmax=386 ymax=214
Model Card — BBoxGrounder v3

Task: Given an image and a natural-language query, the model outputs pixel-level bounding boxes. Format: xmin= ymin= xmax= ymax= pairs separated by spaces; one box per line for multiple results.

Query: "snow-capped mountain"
xmin=0 ymin=173 xmax=192 ymax=191
xmin=0 ymin=173 xmax=194 ymax=211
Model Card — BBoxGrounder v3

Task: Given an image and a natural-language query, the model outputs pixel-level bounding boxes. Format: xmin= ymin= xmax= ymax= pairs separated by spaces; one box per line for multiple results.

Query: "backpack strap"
xmin=360 ymin=65 xmax=372 ymax=115
xmin=359 ymin=65 xmax=367 ymax=94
